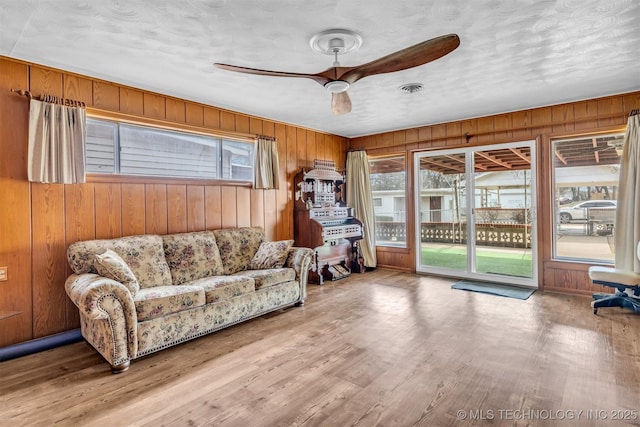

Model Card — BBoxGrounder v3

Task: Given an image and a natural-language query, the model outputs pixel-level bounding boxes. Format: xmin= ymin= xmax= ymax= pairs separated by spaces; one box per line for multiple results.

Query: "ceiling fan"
xmin=214 ymin=30 xmax=460 ymax=115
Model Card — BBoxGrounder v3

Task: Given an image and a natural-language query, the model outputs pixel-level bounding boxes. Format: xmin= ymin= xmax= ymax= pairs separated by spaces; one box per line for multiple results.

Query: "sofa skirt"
xmin=135 ymin=280 xmax=300 ymax=357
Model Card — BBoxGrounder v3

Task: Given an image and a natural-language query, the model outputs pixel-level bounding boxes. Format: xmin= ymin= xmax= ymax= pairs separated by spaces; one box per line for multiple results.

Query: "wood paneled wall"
xmin=0 ymin=56 xmax=347 ymax=347
xmin=0 ymin=52 xmax=637 ymax=348
xmin=351 ymin=91 xmax=640 ymax=295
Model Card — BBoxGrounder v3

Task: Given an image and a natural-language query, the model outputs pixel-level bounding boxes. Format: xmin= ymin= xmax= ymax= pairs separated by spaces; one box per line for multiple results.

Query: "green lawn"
xmin=421 ymin=245 xmax=533 ymax=277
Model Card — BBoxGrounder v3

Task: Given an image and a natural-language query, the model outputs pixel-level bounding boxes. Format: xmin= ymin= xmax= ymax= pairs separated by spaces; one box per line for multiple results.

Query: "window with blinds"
xmin=85 ymin=118 xmax=253 ymax=181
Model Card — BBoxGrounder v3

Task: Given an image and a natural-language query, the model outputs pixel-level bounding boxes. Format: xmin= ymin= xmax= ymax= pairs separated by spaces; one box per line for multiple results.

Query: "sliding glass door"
xmin=415 ymin=141 xmax=537 ymax=287
xmin=416 ymin=153 xmax=468 ymax=275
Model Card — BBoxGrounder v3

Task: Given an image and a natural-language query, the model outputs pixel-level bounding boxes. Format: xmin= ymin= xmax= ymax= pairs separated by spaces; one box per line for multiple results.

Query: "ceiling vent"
xmin=399 ymin=83 xmax=424 ymax=94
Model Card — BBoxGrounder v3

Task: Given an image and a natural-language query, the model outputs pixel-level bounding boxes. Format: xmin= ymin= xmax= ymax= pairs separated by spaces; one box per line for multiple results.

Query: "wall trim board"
xmin=87 ymin=108 xmax=256 ymax=142
xmin=0 ymin=329 xmax=82 ymax=362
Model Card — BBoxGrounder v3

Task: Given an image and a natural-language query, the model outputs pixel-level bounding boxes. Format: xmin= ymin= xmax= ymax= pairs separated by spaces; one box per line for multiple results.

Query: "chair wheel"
xmin=593 ymin=308 xmax=598 ymax=314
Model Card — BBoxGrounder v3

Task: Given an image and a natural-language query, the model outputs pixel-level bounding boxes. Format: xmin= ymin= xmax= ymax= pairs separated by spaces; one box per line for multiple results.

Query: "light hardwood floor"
xmin=1 ymin=270 xmax=639 ymax=426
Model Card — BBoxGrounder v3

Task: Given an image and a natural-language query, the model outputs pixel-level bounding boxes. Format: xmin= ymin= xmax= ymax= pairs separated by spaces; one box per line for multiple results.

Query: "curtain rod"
xmin=11 ymin=89 xmax=86 ymax=107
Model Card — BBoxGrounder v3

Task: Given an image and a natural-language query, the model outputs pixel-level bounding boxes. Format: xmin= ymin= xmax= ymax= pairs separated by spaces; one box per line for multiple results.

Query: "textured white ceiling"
xmin=1 ymin=0 xmax=639 ymax=137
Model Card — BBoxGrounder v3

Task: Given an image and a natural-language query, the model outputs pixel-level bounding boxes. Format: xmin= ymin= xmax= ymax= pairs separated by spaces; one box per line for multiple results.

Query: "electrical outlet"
xmin=0 ymin=267 xmax=7 ymax=281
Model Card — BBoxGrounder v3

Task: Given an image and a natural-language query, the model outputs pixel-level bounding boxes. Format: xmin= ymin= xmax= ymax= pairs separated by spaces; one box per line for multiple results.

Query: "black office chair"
xmin=588 ymin=242 xmax=640 ymax=314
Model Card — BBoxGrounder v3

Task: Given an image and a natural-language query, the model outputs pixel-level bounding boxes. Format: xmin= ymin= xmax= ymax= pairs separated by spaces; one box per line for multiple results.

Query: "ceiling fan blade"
xmin=214 ymin=63 xmax=330 ymax=86
xmin=332 ymin=91 xmax=352 ymax=115
xmin=215 ymin=33 xmax=459 ymax=116
xmin=340 ymin=34 xmax=460 ymax=84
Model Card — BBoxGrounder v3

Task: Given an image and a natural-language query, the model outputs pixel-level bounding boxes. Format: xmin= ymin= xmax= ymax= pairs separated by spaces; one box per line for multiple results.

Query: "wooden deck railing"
xmin=375 ymin=221 xmax=532 ymax=248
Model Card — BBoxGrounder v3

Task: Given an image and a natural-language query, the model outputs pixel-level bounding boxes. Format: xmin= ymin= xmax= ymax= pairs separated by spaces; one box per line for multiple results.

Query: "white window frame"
xmin=369 ymin=154 xmax=407 ymax=248
xmin=551 ymin=131 xmax=623 ymax=264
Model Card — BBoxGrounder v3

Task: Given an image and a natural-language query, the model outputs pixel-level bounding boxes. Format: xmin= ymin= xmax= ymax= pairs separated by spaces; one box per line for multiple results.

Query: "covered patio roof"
xmin=370 ymin=133 xmax=624 ymax=175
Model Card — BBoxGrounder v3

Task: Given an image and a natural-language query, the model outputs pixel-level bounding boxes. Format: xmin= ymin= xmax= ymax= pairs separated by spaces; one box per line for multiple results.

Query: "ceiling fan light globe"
xmin=324 ymin=80 xmax=350 ymax=93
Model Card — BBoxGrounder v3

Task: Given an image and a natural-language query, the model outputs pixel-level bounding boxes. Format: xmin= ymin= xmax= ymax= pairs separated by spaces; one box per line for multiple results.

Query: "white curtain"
xmin=253 ymin=136 xmax=280 ymax=189
xmin=28 ymin=99 xmax=86 ymax=184
xmin=346 ymin=150 xmax=377 ymax=268
xmin=614 ymin=111 xmax=640 ymax=272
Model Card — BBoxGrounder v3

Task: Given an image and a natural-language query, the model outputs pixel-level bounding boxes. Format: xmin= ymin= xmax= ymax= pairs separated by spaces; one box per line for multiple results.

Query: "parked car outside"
xmin=556 ymin=196 xmax=573 ymax=205
xmin=558 ymin=200 xmax=617 ymax=224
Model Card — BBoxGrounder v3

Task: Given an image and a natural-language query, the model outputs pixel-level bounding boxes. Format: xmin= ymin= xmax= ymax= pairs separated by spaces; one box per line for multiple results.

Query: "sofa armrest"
xmin=65 ymin=273 xmax=138 ymax=366
xmin=285 ymin=247 xmax=314 ymax=302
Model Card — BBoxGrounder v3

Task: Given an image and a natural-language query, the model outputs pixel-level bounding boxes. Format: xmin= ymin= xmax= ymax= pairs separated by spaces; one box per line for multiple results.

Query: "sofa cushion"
xmin=184 ymin=275 xmax=255 ymax=303
xmin=249 ymin=240 xmax=294 ymax=270
xmin=134 ymin=285 xmax=206 ymax=322
xmin=213 ymin=227 xmax=265 ymax=275
xmin=67 ymin=235 xmax=172 ymax=289
xmin=232 ymin=268 xmax=296 ymax=290
xmin=162 ymin=231 xmax=225 ymax=285
xmin=93 ymin=249 xmax=140 ymax=295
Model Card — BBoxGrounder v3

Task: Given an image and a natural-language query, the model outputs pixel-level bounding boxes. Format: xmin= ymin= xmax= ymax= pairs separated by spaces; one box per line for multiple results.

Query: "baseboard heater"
xmin=0 ymin=329 xmax=83 ymax=362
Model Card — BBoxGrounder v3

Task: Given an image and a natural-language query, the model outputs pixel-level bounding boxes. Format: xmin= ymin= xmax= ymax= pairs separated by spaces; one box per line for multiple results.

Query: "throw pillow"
xmin=162 ymin=231 xmax=225 ymax=285
xmin=213 ymin=227 xmax=265 ymax=275
xmin=248 ymin=240 xmax=294 ymax=270
xmin=94 ymin=249 xmax=140 ymax=295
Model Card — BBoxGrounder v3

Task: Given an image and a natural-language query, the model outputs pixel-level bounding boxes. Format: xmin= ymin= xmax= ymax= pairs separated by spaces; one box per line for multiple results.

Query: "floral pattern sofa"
xmin=65 ymin=227 xmax=314 ymax=373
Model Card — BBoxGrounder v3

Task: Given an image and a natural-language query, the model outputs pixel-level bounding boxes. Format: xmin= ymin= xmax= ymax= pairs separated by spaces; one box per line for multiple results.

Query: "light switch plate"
xmin=0 ymin=267 xmax=7 ymax=281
